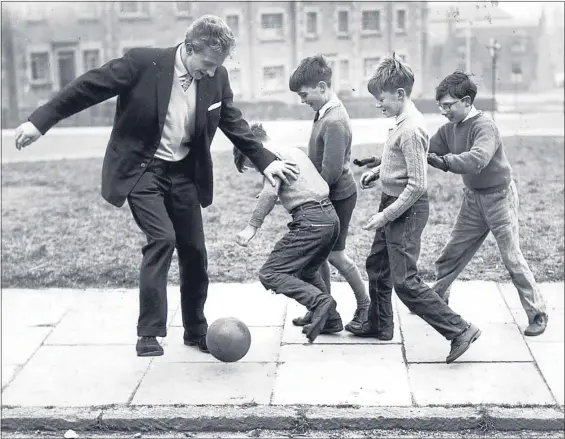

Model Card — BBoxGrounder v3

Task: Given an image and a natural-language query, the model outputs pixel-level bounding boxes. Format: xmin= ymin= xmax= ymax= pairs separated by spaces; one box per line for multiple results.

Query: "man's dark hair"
xmin=233 ymin=122 xmax=267 ymax=173
xmin=435 ymin=70 xmax=478 ymax=104
xmin=289 ymin=54 xmax=332 ymax=92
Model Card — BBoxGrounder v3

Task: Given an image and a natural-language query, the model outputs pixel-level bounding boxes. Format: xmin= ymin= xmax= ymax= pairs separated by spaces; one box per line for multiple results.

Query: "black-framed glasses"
xmin=437 ymin=97 xmax=468 ymax=112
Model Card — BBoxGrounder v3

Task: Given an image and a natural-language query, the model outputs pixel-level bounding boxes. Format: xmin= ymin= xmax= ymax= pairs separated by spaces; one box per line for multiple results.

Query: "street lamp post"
xmin=487 ymin=38 xmax=501 ymax=120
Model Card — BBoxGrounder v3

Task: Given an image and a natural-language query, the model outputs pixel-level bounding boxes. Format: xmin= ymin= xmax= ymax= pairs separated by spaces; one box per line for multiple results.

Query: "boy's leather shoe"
xmin=305 ymin=297 xmax=337 ymax=343
xmin=349 ymin=322 xmax=393 ymax=340
xmin=446 ymin=323 xmax=481 ymax=364
xmin=524 ymin=314 xmax=548 ymax=336
xmin=292 ymin=311 xmax=312 ymax=327
xmin=302 ymin=315 xmax=343 ymax=335
xmin=344 ymin=307 xmax=369 ymax=333
xmin=184 ymin=334 xmax=210 ymax=353
xmin=136 ymin=336 xmax=164 ymax=357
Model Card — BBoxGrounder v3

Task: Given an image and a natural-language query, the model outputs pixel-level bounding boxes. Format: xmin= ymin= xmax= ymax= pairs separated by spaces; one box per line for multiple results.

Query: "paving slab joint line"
xmin=2 ymin=405 xmax=564 ymax=433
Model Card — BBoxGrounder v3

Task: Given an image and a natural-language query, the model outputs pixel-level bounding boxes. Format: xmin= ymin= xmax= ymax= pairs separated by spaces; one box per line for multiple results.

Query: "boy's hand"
xmin=363 ymin=212 xmax=388 ymax=231
xmin=236 ymin=225 xmax=258 ymax=247
xmin=263 ymin=160 xmax=299 ymax=186
xmin=360 ymin=168 xmax=380 ymax=190
xmin=427 ymin=153 xmax=449 ymax=172
xmin=353 ymin=156 xmax=381 ymax=168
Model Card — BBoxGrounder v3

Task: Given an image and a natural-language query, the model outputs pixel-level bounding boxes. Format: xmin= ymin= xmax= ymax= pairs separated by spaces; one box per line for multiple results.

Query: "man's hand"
xmin=236 ymin=225 xmax=258 ymax=247
xmin=360 ymin=167 xmax=380 ymax=190
xmin=363 ymin=212 xmax=388 ymax=231
xmin=263 ymin=160 xmax=299 ymax=186
xmin=15 ymin=122 xmax=42 ymax=150
xmin=427 ymin=153 xmax=449 ymax=172
xmin=353 ymin=156 xmax=381 ymax=168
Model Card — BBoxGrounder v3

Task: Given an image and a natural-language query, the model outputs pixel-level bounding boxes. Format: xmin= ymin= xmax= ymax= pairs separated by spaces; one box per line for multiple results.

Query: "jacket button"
xmin=141 ymin=163 xmax=146 ymax=168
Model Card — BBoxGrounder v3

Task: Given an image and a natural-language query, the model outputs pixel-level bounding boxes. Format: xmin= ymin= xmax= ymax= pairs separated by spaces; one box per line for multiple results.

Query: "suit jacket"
xmin=28 ymin=45 xmax=278 ymax=208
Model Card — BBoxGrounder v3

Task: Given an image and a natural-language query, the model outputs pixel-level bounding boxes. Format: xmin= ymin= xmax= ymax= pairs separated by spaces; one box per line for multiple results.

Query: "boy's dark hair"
xmin=367 ymin=53 xmax=414 ymax=97
xmin=233 ymin=122 xmax=267 ymax=173
xmin=289 ymin=54 xmax=332 ymax=92
xmin=435 ymin=70 xmax=477 ymax=104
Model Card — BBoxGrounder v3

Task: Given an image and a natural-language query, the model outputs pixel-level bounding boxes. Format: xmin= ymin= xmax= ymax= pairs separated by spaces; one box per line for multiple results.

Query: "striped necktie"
xmin=180 ymin=74 xmax=193 ymax=91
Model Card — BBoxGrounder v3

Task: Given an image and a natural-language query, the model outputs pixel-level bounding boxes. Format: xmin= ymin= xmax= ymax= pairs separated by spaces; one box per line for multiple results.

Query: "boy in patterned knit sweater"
xmin=427 ymin=71 xmax=548 ymax=336
xmin=353 ymin=55 xmax=480 ymax=364
xmin=288 ymin=54 xmax=371 ymax=333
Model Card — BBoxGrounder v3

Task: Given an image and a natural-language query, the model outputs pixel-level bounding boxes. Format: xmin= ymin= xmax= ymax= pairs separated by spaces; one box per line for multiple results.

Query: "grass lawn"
xmin=1 ymin=136 xmax=563 ymax=288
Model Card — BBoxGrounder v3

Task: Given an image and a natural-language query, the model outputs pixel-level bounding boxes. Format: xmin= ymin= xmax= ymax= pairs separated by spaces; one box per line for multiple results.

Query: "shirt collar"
xmin=317 ymin=98 xmax=341 ymax=120
xmin=461 ymin=105 xmax=480 ymax=123
xmin=395 ymin=101 xmax=418 ymax=126
xmin=175 ymin=44 xmax=191 ymax=79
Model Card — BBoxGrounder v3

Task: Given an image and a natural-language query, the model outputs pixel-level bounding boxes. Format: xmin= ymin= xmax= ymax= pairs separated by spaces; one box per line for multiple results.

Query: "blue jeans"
xmin=433 ymin=181 xmax=547 ymax=323
xmin=366 ymin=193 xmax=469 ymax=340
xmin=259 ymin=200 xmax=340 ymax=316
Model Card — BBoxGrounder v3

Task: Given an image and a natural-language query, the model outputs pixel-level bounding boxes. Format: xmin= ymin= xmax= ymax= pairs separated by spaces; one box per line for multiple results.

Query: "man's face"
xmin=437 ymin=94 xmax=470 ymax=123
xmin=373 ymin=90 xmax=402 ymax=118
xmin=297 ymin=84 xmax=325 ymax=112
xmin=184 ymin=45 xmax=227 ymax=80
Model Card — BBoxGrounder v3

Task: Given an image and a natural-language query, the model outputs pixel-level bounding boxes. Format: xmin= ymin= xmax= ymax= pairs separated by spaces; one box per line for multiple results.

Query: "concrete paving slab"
xmin=282 ymin=283 xmax=401 ymax=344
xmin=153 ymin=326 xmax=282 ymax=363
xmin=511 ymin=309 xmax=564 ymax=343
xmin=1 ymin=345 xmax=151 ymax=407
xmin=402 ymin=320 xmax=533 ymax=363
xmin=397 ymin=280 xmax=513 ymax=324
xmin=171 ymin=283 xmax=287 ymax=328
xmin=499 ymin=282 xmax=564 ymax=310
xmin=2 ymin=326 xmax=51 ymax=365
xmin=2 ymin=364 xmax=19 ymax=387
xmin=528 ymin=342 xmax=565 ymax=405
xmin=272 ymin=344 xmax=411 ymax=406
xmin=132 ymin=362 xmax=277 ymax=405
xmin=44 ymin=305 xmax=176 ymax=345
xmin=409 ymin=362 xmax=556 ymax=406
xmin=1 ymin=290 xmax=70 ymax=329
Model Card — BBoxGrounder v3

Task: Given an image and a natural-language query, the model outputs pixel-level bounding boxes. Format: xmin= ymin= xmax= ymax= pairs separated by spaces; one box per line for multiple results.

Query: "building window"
xmin=30 ymin=52 xmax=51 ymax=83
xmin=511 ymin=61 xmax=523 ymax=83
xmin=337 ymin=10 xmax=349 ymax=35
xmin=362 ymin=10 xmax=381 ymax=33
xmin=511 ymin=39 xmax=526 ymax=54
xmin=339 ymin=59 xmax=350 ymax=83
xmin=229 ymin=68 xmax=242 ymax=96
xmin=83 ymin=50 xmax=101 ymax=71
xmin=226 ymin=15 xmax=240 ymax=37
xmin=260 ymin=13 xmax=284 ymax=40
xmin=262 ymin=65 xmax=285 ymax=92
xmin=118 ymin=1 xmax=150 ymax=17
xmin=77 ymin=3 xmax=100 ymax=20
xmin=364 ymin=57 xmax=381 ymax=77
xmin=306 ymin=11 xmax=318 ymax=37
xmin=395 ymin=9 xmax=407 ymax=33
xmin=174 ymin=2 xmax=191 ymax=17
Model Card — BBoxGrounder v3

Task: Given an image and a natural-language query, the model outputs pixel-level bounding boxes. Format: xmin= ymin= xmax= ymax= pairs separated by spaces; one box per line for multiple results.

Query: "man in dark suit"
xmin=14 ymin=15 xmax=299 ymax=357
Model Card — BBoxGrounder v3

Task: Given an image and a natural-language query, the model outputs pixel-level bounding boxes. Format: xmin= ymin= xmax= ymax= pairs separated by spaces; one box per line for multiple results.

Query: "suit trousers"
xmin=127 ymin=155 xmax=208 ymax=338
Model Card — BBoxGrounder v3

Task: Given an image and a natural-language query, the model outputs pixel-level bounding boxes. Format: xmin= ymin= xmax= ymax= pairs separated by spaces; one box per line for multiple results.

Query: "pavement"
xmin=1 ymin=281 xmax=564 ymax=434
xmin=2 ymin=112 xmax=564 ymax=164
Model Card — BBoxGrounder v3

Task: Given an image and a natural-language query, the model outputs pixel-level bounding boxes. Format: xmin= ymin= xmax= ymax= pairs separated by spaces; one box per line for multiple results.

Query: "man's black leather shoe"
xmin=184 ymin=334 xmax=210 ymax=353
xmin=292 ymin=311 xmax=312 ymax=327
xmin=303 ymin=315 xmax=343 ymax=335
xmin=136 ymin=336 xmax=164 ymax=357
xmin=349 ymin=322 xmax=393 ymax=340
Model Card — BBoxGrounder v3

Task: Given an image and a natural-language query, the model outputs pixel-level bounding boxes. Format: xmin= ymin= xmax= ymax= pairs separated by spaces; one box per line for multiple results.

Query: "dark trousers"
xmin=365 ymin=193 xmax=468 ymax=340
xmin=259 ymin=200 xmax=340 ymax=316
xmin=127 ymin=156 xmax=208 ymax=338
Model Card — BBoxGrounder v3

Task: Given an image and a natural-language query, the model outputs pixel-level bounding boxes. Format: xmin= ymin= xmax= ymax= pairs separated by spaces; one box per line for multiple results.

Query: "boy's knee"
xmin=329 ymin=251 xmax=353 ymax=271
xmin=259 ymin=266 xmax=277 ymax=290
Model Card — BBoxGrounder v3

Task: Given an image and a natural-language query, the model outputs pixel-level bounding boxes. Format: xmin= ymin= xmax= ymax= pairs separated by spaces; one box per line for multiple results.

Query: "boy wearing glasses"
xmin=353 ymin=56 xmax=480 ymax=364
xmin=427 ymin=70 xmax=548 ymax=336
